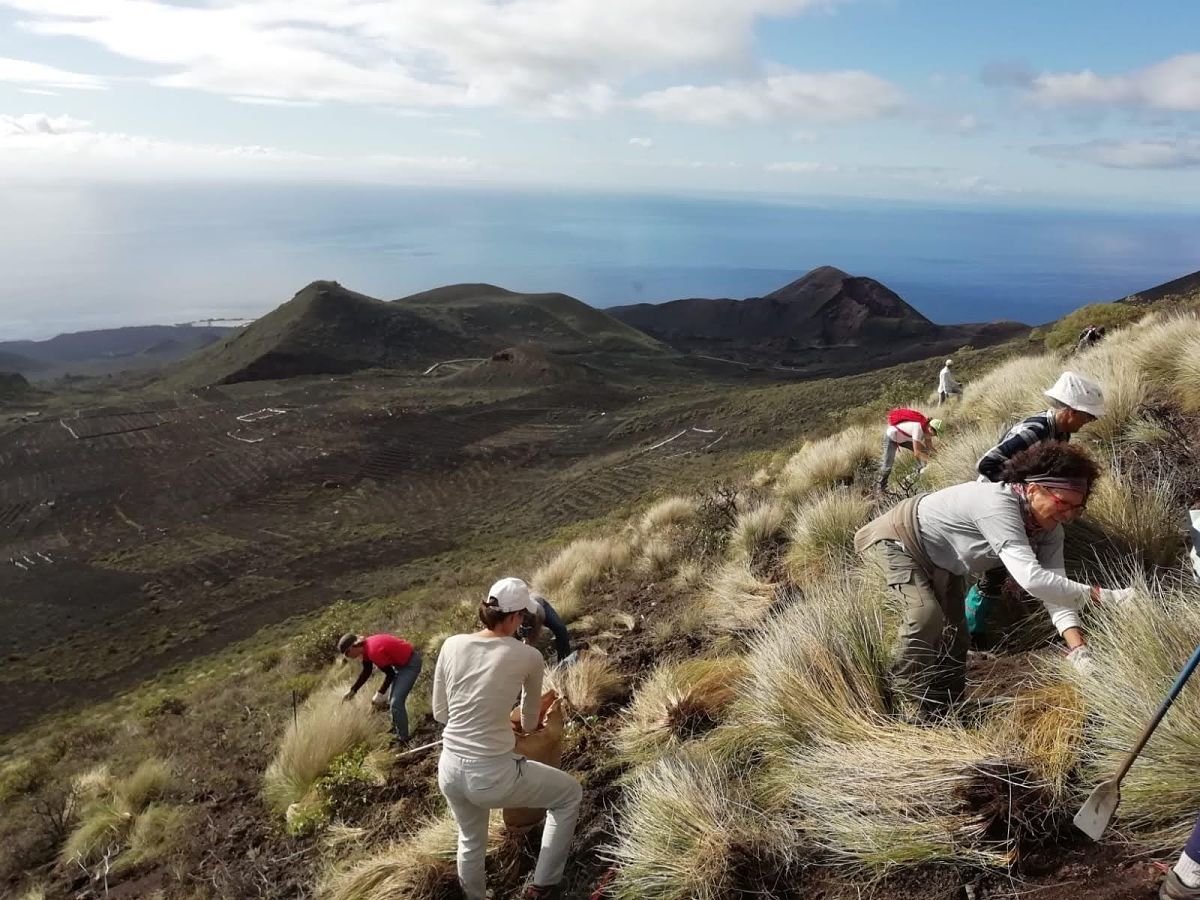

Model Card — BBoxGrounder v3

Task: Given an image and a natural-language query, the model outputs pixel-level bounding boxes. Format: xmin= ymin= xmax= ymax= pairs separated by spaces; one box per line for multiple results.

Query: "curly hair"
xmin=999 ymin=441 xmax=1102 ymax=485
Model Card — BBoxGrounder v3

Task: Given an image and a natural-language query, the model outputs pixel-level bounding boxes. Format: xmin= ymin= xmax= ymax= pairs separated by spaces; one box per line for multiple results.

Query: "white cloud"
xmin=0 ymin=110 xmax=481 ymax=180
xmin=789 ymin=129 xmax=819 ymax=143
xmin=1032 ymin=138 xmax=1200 ymax=170
xmin=3 ymin=0 xmax=850 ymax=114
xmin=766 ymin=160 xmax=838 ymax=173
xmin=230 ymin=96 xmax=319 ymax=108
xmin=1019 ymin=53 xmax=1200 ymax=112
xmin=0 ymin=56 xmax=106 ymax=90
xmin=628 ymin=136 xmax=654 ymax=148
xmin=632 ymin=70 xmax=904 ymax=125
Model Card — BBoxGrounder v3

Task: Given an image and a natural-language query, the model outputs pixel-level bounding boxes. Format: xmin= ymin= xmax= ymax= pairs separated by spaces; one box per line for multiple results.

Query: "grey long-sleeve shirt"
xmin=917 ymin=481 xmax=1090 ymax=634
xmin=433 ymin=634 xmax=543 ymax=758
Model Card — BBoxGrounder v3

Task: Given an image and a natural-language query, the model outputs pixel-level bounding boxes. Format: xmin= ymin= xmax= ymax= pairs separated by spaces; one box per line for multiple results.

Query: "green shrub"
xmin=1041 ymin=302 xmax=1145 ymax=352
xmin=0 ymin=757 xmax=41 ymax=804
xmin=289 ymin=600 xmax=360 ymax=670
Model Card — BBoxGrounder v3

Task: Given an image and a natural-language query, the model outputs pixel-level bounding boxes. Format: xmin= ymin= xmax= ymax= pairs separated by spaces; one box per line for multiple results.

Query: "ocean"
xmin=2 ymin=182 xmax=1198 ymax=340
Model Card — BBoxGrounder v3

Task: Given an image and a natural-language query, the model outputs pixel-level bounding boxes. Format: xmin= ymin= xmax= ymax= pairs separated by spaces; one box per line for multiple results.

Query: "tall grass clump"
xmin=264 ymin=687 xmax=382 ymax=815
xmin=639 ymin=496 xmax=698 ymax=534
xmin=923 ymin=422 xmax=1001 ymax=490
xmin=1074 ymin=353 xmax=1148 ymax=444
xmin=614 ymin=657 xmax=745 ymax=764
xmin=605 ymin=756 xmax=794 ymax=900
xmin=321 ymin=813 xmax=504 ymax=900
xmin=1069 ymin=581 xmax=1200 ymax=850
xmin=781 ymin=722 xmax=1058 ymax=870
xmin=532 ymin=537 xmax=632 ymax=622
xmin=1168 ymin=327 xmax=1200 ymax=412
xmin=959 ymin=354 xmax=1061 ymax=432
xmin=782 ymin=487 xmax=872 ymax=589
xmin=778 ymin=426 xmax=878 ymax=504
xmin=1079 ymin=458 xmax=1185 ymax=570
xmin=703 ymin=558 xmax=779 ymax=633
xmin=544 ymin=652 xmax=624 ymax=715
xmin=1126 ymin=314 xmax=1196 ymax=392
xmin=740 ymin=573 xmax=892 ymax=750
xmin=727 ymin=499 xmax=787 ymax=565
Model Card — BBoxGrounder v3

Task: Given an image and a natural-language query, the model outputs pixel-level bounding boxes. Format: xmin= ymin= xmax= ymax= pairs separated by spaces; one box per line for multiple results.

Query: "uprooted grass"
xmin=614 ymin=657 xmax=745 ymax=765
xmin=263 ymin=687 xmax=383 ymax=816
xmin=544 ymin=651 xmax=625 ymax=715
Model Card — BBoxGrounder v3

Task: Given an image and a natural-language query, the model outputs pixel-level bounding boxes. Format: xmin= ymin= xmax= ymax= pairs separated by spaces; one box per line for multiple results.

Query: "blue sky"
xmin=1 ymin=0 xmax=1198 ymax=207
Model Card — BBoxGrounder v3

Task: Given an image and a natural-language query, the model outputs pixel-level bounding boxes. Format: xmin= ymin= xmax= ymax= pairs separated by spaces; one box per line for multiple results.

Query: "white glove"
xmin=1067 ymin=645 xmax=1094 ymax=674
xmin=1098 ymin=587 xmax=1136 ymax=606
xmin=371 ymin=691 xmax=389 ymax=710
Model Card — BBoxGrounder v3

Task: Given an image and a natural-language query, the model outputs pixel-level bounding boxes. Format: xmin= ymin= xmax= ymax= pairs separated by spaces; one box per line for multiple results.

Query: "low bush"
xmin=1041 ymin=302 xmax=1146 ymax=352
xmin=290 ymin=600 xmax=362 ymax=671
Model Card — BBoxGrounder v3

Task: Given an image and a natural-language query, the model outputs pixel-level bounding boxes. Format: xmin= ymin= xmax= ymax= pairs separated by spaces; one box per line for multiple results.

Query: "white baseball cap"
xmin=487 ymin=577 xmax=539 ymax=614
xmin=945 ymin=359 xmax=953 ymax=366
xmin=1045 ymin=371 xmax=1105 ymax=419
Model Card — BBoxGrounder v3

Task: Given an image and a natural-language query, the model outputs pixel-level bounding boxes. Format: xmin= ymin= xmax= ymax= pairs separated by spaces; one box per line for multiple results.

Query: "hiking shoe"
xmin=522 ymin=885 xmax=561 ymax=900
xmin=1163 ymin=871 xmax=1200 ymax=899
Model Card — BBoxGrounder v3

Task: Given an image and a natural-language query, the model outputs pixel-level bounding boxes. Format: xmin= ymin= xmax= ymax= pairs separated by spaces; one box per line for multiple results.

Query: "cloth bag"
xmin=503 ymin=689 xmax=565 ymax=828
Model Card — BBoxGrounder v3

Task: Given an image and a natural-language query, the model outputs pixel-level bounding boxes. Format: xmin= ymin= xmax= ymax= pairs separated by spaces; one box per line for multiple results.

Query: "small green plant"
xmin=289 ymin=599 xmax=361 ymax=671
xmin=314 ymin=744 xmax=388 ymax=822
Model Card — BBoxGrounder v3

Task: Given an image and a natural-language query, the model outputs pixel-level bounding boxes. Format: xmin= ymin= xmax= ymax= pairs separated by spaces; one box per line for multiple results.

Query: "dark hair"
xmin=999 ymin=442 xmax=1102 ymax=485
xmin=337 ymin=633 xmax=360 ymax=654
xmin=479 ymin=600 xmax=519 ymax=630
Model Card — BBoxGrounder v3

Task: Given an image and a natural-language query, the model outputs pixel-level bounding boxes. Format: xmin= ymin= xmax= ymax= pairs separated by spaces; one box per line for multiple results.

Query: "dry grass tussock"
xmin=778 ymin=426 xmax=878 ymax=504
xmin=263 ymin=687 xmax=382 ymax=815
xmin=604 ymin=755 xmax=794 ymax=900
xmin=321 ymin=812 xmax=505 ymax=900
xmin=1072 ymin=352 xmax=1148 ymax=444
xmin=958 ymin=354 xmax=1061 ymax=432
xmin=740 ymin=573 xmax=892 ymax=751
xmin=1125 ymin=314 xmax=1200 ymax=392
xmin=727 ymin=499 xmax=787 ymax=564
xmin=1080 ymin=457 xmax=1185 ymax=570
xmin=780 ymin=721 xmax=1056 ymax=870
xmin=782 ymin=487 xmax=872 ymax=589
xmin=614 ymin=656 xmax=745 ymax=763
xmin=60 ymin=758 xmax=175 ymax=866
xmin=544 ymin=651 xmax=625 ymax=715
xmin=985 ymin=681 xmax=1084 ymax=794
xmin=923 ymin=422 xmax=998 ymax=490
xmin=702 ymin=558 xmax=778 ymax=633
xmin=1068 ymin=580 xmax=1200 ymax=851
xmin=532 ymin=537 xmax=632 ymax=622
xmin=639 ymin=496 xmax=698 ymax=534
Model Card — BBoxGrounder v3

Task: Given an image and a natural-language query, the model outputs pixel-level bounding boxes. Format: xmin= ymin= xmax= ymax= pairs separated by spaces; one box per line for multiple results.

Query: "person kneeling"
xmin=433 ymin=577 xmax=582 ymax=900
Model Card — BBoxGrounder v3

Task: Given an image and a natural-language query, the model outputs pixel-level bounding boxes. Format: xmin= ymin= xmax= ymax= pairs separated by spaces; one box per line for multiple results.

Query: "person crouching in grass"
xmin=433 ymin=577 xmax=582 ymax=900
xmin=855 ymin=442 xmax=1135 ymax=722
xmin=339 ymin=632 xmax=423 ymax=744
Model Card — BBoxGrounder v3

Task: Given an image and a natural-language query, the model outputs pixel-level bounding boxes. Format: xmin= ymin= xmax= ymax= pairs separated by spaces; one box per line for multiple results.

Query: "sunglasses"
xmin=1042 ymin=487 xmax=1087 ymax=518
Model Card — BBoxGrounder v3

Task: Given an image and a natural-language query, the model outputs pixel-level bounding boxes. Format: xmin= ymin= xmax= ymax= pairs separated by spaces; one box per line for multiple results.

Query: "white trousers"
xmin=438 ymin=749 xmax=582 ymax=900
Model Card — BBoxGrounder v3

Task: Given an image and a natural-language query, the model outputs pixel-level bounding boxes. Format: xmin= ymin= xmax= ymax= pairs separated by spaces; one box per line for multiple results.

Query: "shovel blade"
xmin=1074 ymin=779 xmax=1120 ymax=841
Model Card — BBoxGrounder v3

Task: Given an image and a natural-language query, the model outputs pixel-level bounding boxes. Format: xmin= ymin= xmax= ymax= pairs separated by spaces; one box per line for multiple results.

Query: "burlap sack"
xmin=503 ymin=689 xmax=565 ymax=828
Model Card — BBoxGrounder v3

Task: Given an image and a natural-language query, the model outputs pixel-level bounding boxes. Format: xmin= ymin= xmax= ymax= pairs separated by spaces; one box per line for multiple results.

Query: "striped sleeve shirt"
xmin=976 ymin=410 xmax=1070 ymax=482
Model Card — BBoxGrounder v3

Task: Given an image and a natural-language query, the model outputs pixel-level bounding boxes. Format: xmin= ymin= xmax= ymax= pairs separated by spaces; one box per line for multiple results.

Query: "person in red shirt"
xmin=338 ymin=632 xmax=423 ymax=742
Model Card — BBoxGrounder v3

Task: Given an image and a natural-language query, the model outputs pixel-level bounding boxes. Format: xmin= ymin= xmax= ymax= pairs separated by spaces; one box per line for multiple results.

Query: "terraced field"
xmin=0 ymin=365 xmax=779 ymax=734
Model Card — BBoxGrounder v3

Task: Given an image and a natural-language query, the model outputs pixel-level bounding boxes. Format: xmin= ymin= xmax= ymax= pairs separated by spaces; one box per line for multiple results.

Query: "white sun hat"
xmin=486 ymin=577 xmax=539 ymax=614
xmin=1045 ymin=371 xmax=1105 ymax=418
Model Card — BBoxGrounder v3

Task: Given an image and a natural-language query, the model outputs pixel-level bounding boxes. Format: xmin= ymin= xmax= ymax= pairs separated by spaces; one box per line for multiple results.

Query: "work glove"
xmin=1067 ymin=645 xmax=1094 ymax=674
xmin=1098 ymin=587 xmax=1137 ymax=606
xmin=371 ymin=691 xmax=389 ymax=710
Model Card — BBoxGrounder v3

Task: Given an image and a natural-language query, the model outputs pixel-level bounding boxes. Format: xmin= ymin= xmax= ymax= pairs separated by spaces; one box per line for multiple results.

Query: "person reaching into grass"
xmin=518 ymin=592 xmax=573 ymax=662
xmin=878 ymin=408 xmax=943 ymax=492
xmin=855 ymin=441 xmax=1135 ymax=721
xmin=338 ymin=632 xmax=423 ymax=744
xmin=968 ymin=371 xmax=1106 ymax=644
xmin=433 ymin=577 xmax=582 ymax=900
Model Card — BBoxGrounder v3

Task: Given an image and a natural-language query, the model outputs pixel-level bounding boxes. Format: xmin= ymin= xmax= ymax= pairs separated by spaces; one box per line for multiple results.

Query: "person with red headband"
xmin=855 ymin=441 xmax=1135 ymax=721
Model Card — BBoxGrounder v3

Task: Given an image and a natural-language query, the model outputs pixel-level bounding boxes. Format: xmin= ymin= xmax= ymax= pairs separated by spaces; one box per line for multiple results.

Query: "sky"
xmin=0 ymin=1 xmax=1199 ymax=206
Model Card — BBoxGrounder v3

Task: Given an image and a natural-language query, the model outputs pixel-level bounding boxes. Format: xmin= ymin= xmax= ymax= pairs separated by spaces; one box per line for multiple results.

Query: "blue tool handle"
xmin=1116 ymin=643 xmax=1200 ymax=783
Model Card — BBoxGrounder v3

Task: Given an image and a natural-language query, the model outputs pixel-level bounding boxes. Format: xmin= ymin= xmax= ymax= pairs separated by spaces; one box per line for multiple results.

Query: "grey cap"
xmin=337 ymin=632 xmax=359 ymax=654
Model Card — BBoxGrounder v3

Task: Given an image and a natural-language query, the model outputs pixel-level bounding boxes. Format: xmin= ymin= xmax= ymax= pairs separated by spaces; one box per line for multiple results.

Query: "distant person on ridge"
xmin=967 ymin=372 xmax=1106 ymax=642
xmin=434 ymin=577 xmax=582 ymax=900
xmin=339 ymin=632 xmax=423 ymax=743
xmin=878 ymin=408 xmax=943 ymax=492
xmin=856 ymin=441 xmax=1135 ymax=721
xmin=518 ymin=592 xmax=573 ymax=662
xmin=938 ymin=359 xmax=962 ymax=405
xmin=1075 ymin=324 xmax=1106 ymax=354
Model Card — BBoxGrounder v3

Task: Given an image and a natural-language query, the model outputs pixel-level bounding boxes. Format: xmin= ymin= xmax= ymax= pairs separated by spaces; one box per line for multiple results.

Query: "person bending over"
xmin=433 ymin=577 xmax=582 ymax=900
xmin=856 ymin=441 xmax=1134 ymax=721
xmin=339 ymin=632 xmax=423 ymax=742
xmin=518 ymin=593 xmax=573 ymax=662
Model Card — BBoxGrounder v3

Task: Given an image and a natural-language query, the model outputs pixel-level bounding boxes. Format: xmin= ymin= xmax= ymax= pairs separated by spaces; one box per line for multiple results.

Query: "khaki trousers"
xmin=874 ymin=541 xmax=968 ymax=718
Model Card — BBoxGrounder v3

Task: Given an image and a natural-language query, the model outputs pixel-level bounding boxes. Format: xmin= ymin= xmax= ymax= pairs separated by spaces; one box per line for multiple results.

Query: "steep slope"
xmin=609 ymin=266 xmax=1027 ymax=371
xmin=176 ymin=281 xmax=667 ymax=386
xmin=1120 ymin=269 xmax=1200 ymax=305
